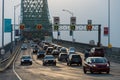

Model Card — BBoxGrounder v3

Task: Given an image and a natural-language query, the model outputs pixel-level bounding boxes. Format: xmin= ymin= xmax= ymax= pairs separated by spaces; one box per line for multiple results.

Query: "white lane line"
xmin=12 ymin=50 xmax=23 ymax=80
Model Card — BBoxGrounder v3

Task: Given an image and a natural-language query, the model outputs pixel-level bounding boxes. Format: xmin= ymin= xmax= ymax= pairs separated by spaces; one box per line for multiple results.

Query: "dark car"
xmin=21 ymin=43 xmax=27 ymax=50
xmin=46 ymin=47 xmax=54 ymax=55
xmin=37 ymin=50 xmax=45 ymax=59
xmin=21 ymin=55 xmax=32 ymax=65
xmin=83 ymin=57 xmax=110 ymax=74
xmin=58 ymin=53 xmax=68 ymax=62
xmin=67 ymin=54 xmax=82 ymax=66
xmin=51 ymin=49 xmax=60 ymax=57
xmin=43 ymin=45 xmax=48 ymax=51
xmin=56 ymin=46 xmax=62 ymax=52
xmin=60 ymin=47 xmax=67 ymax=53
xmin=33 ymin=46 xmax=39 ymax=54
xmin=84 ymin=48 xmax=91 ymax=60
xmin=42 ymin=55 xmax=56 ymax=66
xmin=90 ymin=47 xmax=105 ymax=57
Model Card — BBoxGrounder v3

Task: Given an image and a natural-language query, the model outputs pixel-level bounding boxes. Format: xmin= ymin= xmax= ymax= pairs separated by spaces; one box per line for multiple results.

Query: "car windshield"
xmin=38 ymin=51 xmax=45 ymax=54
xmin=72 ymin=55 xmax=80 ymax=58
xmin=61 ymin=49 xmax=67 ymax=53
xmin=91 ymin=58 xmax=107 ymax=63
xmin=22 ymin=56 xmax=31 ymax=59
xmin=44 ymin=56 xmax=54 ymax=59
xmin=69 ymin=47 xmax=75 ymax=51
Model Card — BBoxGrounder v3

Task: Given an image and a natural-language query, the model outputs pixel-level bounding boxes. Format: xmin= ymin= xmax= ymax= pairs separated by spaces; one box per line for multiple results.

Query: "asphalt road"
xmin=0 ymin=43 xmax=120 ymax=80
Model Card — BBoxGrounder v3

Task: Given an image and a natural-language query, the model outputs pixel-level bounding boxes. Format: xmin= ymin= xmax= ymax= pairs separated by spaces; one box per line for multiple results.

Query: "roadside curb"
xmin=0 ymin=45 xmax=21 ymax=72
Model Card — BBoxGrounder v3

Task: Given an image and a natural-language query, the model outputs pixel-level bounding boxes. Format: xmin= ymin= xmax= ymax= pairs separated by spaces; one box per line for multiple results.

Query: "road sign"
xmin=104 ymin=27 xmax=108 ymax=35
xmin=88 ymin=20 xmax=92 ymax=25
xmin=86 ymin=24 xmax=92 ymax=31
xmin=36 ymin=24 xmax=42 ymax=30
xmin=70 ymin=17 xmax=76 ymax=25
xmin=20 ymin=24 xmax=25 ymax=30
xmin=54 ymin=17 xmax=60 ymax=25
xmin=4 ymin=19 xmax=12 ymax=32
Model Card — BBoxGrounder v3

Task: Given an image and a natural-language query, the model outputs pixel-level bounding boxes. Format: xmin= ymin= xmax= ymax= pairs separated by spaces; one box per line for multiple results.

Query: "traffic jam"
xmin=20 ymin=40 xmax=110 ymax=74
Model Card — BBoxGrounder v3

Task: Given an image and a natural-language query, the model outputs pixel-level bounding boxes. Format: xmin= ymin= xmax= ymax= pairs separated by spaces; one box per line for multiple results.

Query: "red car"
xmin=89 ymin=47 xmax=105 ymax=57
xmin=83 ymin=57 xmax=110 ymax=74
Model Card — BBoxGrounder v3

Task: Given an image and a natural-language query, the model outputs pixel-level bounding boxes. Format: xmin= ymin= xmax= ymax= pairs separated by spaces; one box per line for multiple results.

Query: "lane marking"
xmin=13 ymin=49 xmax=23 ymax=80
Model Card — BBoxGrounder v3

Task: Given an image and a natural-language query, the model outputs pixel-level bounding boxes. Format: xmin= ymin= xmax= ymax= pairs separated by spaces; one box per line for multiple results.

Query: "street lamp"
xmin=62 ymin=9 xmax=74 ymax=42
xmin=62 ymin=9 xmax=74 ymax=17
xmin=1 ymin=0 xmax=5 ymax=60
xmin=108 ymin=0 xmax=112 ymax=48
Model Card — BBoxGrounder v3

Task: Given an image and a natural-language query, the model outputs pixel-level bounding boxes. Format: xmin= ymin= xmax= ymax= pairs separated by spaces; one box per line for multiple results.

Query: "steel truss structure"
xmin=21 ymin=0 xmax=52 ymax=39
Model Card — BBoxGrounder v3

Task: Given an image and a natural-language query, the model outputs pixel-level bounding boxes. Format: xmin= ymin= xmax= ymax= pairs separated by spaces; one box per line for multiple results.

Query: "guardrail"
xmin=0 ymin=43 xmax=21 ymax=71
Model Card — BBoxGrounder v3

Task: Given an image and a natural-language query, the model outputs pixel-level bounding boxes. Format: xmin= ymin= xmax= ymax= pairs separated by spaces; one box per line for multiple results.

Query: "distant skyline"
xmin=0 ymin=0 xmax=120 ymax=47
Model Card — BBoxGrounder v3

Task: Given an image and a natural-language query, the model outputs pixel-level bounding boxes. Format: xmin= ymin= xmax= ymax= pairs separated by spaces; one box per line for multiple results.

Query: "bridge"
xmin=0 ymin=0 xmax=120 ymax=80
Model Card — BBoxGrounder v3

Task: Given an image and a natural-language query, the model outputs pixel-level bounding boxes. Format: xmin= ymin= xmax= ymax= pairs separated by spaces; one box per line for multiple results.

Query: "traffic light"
xmin=36 ymin=24 xmax=42 ymax=30
xmin=20 ymin=24 xmax=25 ymax=30
xmin=70 ymin=17 xmax=76 ymax=31
xmin=53 ymin=17 xmax=60 ymax=31
xmin=54 ymin=24 xmax=59 ymax=31
xmin=70 ymin=25 xmax=75 ymax=30
xmin=86 ymin=24 xmax=92 ymax=31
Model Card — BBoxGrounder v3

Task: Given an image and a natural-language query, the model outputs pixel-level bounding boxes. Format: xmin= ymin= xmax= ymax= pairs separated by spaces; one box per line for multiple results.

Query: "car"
xmin=60 ymin=47 xmax=67 ymax=53
xmin=84 ymin=48 xmax=91 ymax=60
xmin=43 ymin=45 xmax=48 ymax=50
xmin=46 ymin=47 xmax=54 ymax=55
xmin=56 ymin=46 xmax=62 ymax=52
xmin=83 ymin=57 xmax=110 ymax=74
xmin=67 ymin=54 xmax=82 ymax=66
xmin=58 ymin=53 xmax=68 ymax=62
xmin=33 ymin=46 xmax=39 ymax=54
xmin=21 ymin=43 xmax=27 ymax=50
xmin=68 ymin=47 xmax=76 ymax=53
xmin=37 ymin=50 xmax=45 ymax=59
xmin=67 ymin=51 xmax=75 ymax=56
xmin=21 ymin=55 xmax=32 ymax=65
xmin=31 ymin=43 xmax=37 ymax=48
xmin=51 ymin=49 xmax=60 ymax=57
xmin=42 ymin=55 xmax=56 ymax=66
xmin=89 ymin=47 xmax=105 ymax=57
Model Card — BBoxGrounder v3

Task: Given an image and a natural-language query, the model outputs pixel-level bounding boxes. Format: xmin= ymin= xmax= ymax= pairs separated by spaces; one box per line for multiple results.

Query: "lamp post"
xmin=62 ymin=9 xmax=74 ymax=42
xmin=14 ymin=4 xmax=21 ymax=45
xmin=1 ymin=0 xmax=5 ymax=60
xmin=108 ymin=0 xmax=112 ymax=48
xmin=2 ymin=0 xmax=4 ymax=48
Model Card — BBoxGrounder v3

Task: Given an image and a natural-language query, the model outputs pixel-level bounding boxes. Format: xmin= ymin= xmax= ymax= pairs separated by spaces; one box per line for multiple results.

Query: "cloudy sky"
xmin=0 ymin=0 xmax=120 ymax=47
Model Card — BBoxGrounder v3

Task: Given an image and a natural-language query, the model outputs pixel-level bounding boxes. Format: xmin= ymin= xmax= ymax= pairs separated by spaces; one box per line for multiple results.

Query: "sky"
xmin=0 ymin=0 xmax=120 ymax=48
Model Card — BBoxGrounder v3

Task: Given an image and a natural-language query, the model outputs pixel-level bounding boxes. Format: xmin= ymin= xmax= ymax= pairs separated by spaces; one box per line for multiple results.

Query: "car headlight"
xmin=21 ymin=59 xmax=24 ymax=62
xmin=107 ymin=63 xmax=110 ymax=67
xmin=92 ymin=64 xmax=96 ymax=67
xmin=45 ymin=60 xmax=48 ymax=62
xmin=30 ymin=59 xmax=32 ymax=61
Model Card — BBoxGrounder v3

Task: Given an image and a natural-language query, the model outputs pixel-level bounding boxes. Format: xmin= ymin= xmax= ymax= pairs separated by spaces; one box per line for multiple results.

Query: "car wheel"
xmin=67 ymin=62 xmax=69 ymax=66
xmin=90 ymin=68 xmax=94 ymax=74
xmin=70 ymin=63 xmax=72 ymax=66
xmin=106 ymin=71 xmax=110 ymax=74
xmin=21 ymin=62 xmax=23 ymax=65
xmin=43 ymin=63 xmax=45 ymax=66
xmin=83 ymin=67 xmax=87 ymax=74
